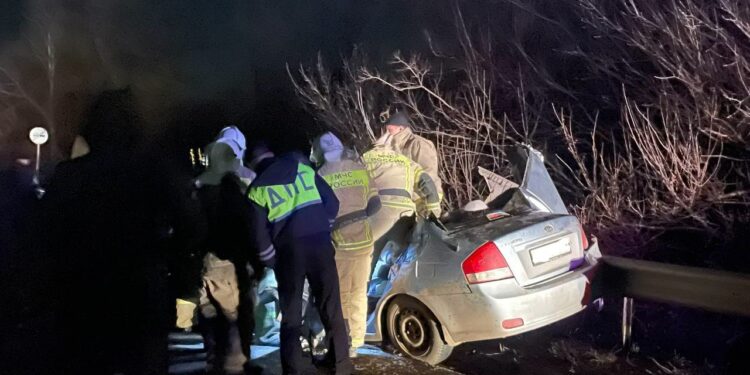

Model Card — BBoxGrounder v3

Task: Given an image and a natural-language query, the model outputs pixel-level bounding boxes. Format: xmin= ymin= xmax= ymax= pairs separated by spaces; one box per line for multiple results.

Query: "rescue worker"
xmin=382 ymin=110 xmax=443 ymax=215
xmin=363 ymin=137 xmax=441 ymax=261
xmin=178 ymin=136 xmax=265 ymax=375
xmin=214 ymin=125 xmax=256 ymax=187
xmin=311 ymin=132 xmax=381 ymax=357
xmin=246 ymin=144 xmax=353 ymax=375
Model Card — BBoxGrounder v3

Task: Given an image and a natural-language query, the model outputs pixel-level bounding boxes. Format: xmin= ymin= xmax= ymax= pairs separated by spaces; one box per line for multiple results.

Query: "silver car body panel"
xmin=365 ymin=145 xmax=601 ymax=346
xmin=515 ymin=145 xmax=568 ymax=215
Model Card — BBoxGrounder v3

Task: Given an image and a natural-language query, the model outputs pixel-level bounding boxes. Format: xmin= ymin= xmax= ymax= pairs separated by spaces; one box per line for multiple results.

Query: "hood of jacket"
xmin=215 ymin=126 xmax=247 ymax=160
xmin=386 ymin=126 xmax=416 ymax=149
xmin=194 ymin=142 xmax=239 ymax=187
xmin=251 ymin=154 xmax=299 ymax=187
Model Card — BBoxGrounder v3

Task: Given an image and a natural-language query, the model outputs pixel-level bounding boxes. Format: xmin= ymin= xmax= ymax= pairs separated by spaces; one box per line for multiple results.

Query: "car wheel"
xmin=385 ymin=296 xmax=454 ymax=365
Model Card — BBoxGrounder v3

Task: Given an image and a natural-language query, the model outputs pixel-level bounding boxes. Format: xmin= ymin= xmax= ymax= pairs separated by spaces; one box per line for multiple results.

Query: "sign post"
xmin=28 ymin=127 xmax=49 ymax=185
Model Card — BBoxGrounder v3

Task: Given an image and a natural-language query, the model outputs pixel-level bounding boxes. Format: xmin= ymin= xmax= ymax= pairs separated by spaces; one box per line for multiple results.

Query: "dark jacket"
xmin=247 ymin=154 xmax=339 ymax=266
xmin=196 ymin=174 xmax=262 ymax=269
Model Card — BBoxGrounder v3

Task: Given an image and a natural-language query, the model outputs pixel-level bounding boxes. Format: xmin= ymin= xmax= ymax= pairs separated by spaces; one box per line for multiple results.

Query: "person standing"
xmin=363 ymin=138 xmax=441 ymax=258
xmin=311 ymin=132 xmax=380 ymax=357
xmin=361 ymin=139 xmax=442 ymax=305
xmin=177 ymin=137 xmax=265 ymax=375
xmin=382 ymin=110 xmax=443 ymax=215
xmin=41 ymin=89 xmax=171 ymax=374
xmin=246 ymin=144 xmax=353 ymax=375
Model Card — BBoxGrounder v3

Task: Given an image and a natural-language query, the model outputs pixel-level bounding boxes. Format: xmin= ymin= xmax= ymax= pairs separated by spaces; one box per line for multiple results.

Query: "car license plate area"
xmin=530 ymin=237 xmax=571 ymax=265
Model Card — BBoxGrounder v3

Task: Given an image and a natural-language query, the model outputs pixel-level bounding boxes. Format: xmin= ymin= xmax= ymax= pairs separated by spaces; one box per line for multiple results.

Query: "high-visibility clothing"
xmin=362 ymin=146 xmax=440 ymax=218
xmin=319 ymin=158 xmax=380 ymax=252
xmin=334 ymin=249 xmax=372 ymax=348
xmin=246 ymin=154 xmax=339 ymax=268
xmin=248 ymin=163 xmax=322 ymax=223
xmin=386 ymin=127 xmax=443 ymax=213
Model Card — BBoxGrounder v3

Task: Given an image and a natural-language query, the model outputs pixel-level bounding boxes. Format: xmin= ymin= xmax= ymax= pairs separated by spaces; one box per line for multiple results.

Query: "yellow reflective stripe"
xmin=335 ymin=232 xmax=374 ymax=249
xmin=382 ymin=201 xmax=416 ymax=210
xmin=176 ymin=298 xmax=196 ymax=306
xmin=332 ymin=220 xmax=373 ymax=250
xmin=363 ymin=149 xmax=416 ymax=201
xmin=337 ymin=242 xmax=374 ymax=251
xmin=340 ymin=238 xmax=373 ymax=247
xmin=362 ymin=151 xmax=410 ymax=167
xmin=322 ymin=169 xmax=370 ymax=191
xmin=248 ymin=163 xmax=322 ymax=222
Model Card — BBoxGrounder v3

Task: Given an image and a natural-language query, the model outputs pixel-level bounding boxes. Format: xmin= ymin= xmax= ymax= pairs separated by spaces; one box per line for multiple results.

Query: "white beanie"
xmin=215 ymin=125 xmax=246 ymax=160
xmin=317 ymin=132 xmax=344 ymax=162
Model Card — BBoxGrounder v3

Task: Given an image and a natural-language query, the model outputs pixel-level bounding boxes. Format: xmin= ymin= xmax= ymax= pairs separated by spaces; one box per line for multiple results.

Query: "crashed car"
xmin=365 ymin=145 xmax=602 ymax=365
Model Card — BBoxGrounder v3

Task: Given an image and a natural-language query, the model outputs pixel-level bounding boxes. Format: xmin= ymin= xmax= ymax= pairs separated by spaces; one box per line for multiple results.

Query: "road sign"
xmin=29 ymin=127 xmax=49 ymax=145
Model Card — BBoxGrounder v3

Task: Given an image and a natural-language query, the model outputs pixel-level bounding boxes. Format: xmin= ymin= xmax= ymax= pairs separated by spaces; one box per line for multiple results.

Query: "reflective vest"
xmin=387 ymin=127 xmax=443 ymax=206
xmin=319 ymin=158 xmax=377 ymax=251
xmin=362 ymin=148 xmax=422 ymax=211
xmin=247 ymin=163 xmax=322 ymax=222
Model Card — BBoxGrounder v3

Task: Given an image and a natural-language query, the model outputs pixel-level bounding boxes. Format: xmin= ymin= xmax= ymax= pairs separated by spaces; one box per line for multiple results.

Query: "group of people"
xmin=178 ymin=108 xmax=443 ymax=375
xmin=2 ymin=88 xmax=443 ymax=375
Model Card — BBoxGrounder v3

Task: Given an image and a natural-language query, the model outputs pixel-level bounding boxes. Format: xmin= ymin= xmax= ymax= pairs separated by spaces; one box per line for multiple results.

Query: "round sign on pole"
xmin=29 ymin=127 xmax=49 ymax=145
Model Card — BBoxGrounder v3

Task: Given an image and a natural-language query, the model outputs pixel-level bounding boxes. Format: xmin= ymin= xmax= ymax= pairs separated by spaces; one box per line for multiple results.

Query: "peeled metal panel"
xmin=478 ymin=166 xmax=519 ymax=203
xmin=507 ymin=145 xmax=569 ymax=215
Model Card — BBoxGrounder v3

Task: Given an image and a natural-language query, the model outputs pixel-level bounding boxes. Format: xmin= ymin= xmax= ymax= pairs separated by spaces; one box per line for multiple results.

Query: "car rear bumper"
xmin=424 ymin=245 xmax=601 ymax=346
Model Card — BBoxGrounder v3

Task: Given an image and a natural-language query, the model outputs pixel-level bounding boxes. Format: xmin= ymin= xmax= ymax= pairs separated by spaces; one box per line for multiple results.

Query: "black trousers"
xmin=275 ymin=232 xmax=351 ymax=375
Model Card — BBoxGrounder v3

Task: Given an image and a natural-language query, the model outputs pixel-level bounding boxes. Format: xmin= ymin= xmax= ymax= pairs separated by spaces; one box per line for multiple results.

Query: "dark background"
xmin=0 ymin=0 xmax=470 ymax=158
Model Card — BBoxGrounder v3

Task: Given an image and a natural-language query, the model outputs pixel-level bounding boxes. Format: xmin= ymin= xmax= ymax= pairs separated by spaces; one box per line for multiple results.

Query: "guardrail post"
xmin=622 ymin=297 xmax=634 ymax=351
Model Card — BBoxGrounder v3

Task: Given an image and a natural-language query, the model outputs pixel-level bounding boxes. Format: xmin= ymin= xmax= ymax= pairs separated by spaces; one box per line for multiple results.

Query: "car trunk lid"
xmin=492 ymin=215 xmax=583 ymax=287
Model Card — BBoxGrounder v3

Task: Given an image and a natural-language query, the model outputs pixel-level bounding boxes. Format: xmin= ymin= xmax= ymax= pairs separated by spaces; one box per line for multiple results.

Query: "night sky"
xmin=1 ymin=0 xmax=461 ymax=157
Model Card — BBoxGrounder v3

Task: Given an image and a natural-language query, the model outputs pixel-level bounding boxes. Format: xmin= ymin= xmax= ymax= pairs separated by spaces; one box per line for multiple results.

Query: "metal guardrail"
xmin=591 ymin=256 xmax=750 ymax=349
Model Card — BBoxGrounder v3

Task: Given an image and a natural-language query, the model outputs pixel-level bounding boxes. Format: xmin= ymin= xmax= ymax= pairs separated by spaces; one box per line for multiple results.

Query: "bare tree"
xmin=577 ymin=0 xmax=750 ymax=145
xmin=0 ymin=7 xmax=61 ymax=157
xmin=290 ymin=0 xmax=750 ymax=255
xmin=288 ymin=48 xmax=386 ymax=151
xmin=290 ymin=7 xmax=544 ymax=209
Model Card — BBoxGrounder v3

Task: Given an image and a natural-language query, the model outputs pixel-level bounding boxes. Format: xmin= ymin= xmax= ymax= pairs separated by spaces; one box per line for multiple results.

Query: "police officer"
xmin=311 ymin=132 xmax=380 ymax=357
xmin=246 ymin=144 xmax=353 ymax=375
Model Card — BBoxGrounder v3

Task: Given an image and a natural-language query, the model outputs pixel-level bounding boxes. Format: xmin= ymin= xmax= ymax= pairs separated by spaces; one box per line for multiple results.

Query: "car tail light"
xmin=502 ymin=318 xmax=524 ymax=329
xmin=462 ymin=241 xmax=513 ymax=284
xmin=579 ymin=223 xmax=589 ymax=251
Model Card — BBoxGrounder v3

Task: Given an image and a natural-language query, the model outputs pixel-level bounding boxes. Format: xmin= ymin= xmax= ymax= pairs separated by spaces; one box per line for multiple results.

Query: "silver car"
xmin=365 ymin=145 xmax=603 ymax=365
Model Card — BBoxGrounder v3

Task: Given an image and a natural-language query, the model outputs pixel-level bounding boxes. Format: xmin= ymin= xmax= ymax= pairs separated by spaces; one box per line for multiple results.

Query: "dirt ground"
xmin=170 ymin=298 xmax=743 ymax=374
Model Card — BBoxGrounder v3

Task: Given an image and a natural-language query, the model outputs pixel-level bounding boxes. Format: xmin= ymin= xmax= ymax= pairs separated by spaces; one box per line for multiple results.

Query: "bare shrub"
xmin=290 ymin=0 xmax=750 ymax=253
xmin=0 ymin=10 xmax=59 ymax=156
xmin=287 ymin=49 xmax=386 ymax=151
xmin=557 ymin=94 xmax=733 ymax=229
xmin=556 ymin=0 xmax=750 ymax=243
xmin=290 ymin=8 xmax=543 ymax=209
xmin=577 ymin=0 xmax=750 ymax=145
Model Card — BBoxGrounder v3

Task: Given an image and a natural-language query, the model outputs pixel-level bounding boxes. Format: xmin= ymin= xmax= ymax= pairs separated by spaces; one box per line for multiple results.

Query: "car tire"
xmin=385 ymin=296 xmax=454 ymax=365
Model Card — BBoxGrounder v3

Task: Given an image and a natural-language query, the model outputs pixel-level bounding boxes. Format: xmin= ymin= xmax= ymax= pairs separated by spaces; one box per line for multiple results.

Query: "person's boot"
xmin=199 ymin=317 xmax=220 ymax=374
xmin=223 ymin=322 xmax=248 ymax=375
xmin=243 ymin=361 xmax=264 ymax=375
xmin=348 ymin=347 xmax=358 ymax=358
